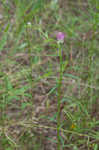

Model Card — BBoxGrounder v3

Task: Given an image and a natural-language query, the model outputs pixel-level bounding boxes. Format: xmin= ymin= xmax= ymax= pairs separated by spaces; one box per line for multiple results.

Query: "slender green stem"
xmin=57 ymin=43 xmax=63 ymax=150
xmin=26 ymin=25 xmax=34 ymax=112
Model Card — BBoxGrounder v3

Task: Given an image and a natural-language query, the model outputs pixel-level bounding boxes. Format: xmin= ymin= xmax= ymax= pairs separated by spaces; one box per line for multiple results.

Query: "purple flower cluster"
xmin=56 ymin=32 xmax=65 ymax=43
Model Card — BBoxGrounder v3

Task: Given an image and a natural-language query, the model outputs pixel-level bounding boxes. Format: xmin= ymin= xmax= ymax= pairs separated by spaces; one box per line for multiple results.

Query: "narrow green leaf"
xmin=94 ymin=144 xmax=98 ymax=150
xmin=0 ymin=24 xmax=10 ymax=52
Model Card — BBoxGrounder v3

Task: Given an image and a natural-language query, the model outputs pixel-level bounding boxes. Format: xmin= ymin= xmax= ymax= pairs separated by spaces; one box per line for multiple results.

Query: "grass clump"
xmin=0 ymin=0 xmax=99 ymax=150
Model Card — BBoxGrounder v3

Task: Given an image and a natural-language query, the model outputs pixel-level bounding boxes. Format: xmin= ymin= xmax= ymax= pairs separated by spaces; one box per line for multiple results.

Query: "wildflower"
xmin=71 ymin=124 xmax=76 ymax=129
xmin=56 ymin=32 xmax=65 ymax=43
xmin=27 ymin=22 xmax=32 ymax=27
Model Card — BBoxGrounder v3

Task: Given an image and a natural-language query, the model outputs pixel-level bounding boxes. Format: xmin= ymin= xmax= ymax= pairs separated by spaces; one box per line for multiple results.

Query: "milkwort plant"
xmin=56 ymin=32 xmax=65 ymax=150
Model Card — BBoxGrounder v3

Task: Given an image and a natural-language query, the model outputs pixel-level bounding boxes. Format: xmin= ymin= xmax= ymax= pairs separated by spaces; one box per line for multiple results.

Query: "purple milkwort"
xmin=56 ymin=31 xmax=65 ymax=149
xmin=56 ymin=32 xmax=65 ymax=43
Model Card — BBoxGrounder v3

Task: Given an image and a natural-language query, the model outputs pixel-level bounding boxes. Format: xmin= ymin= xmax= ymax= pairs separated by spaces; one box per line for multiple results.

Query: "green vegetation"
xmin=0 ymin=0 xmax=99 ymax=149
